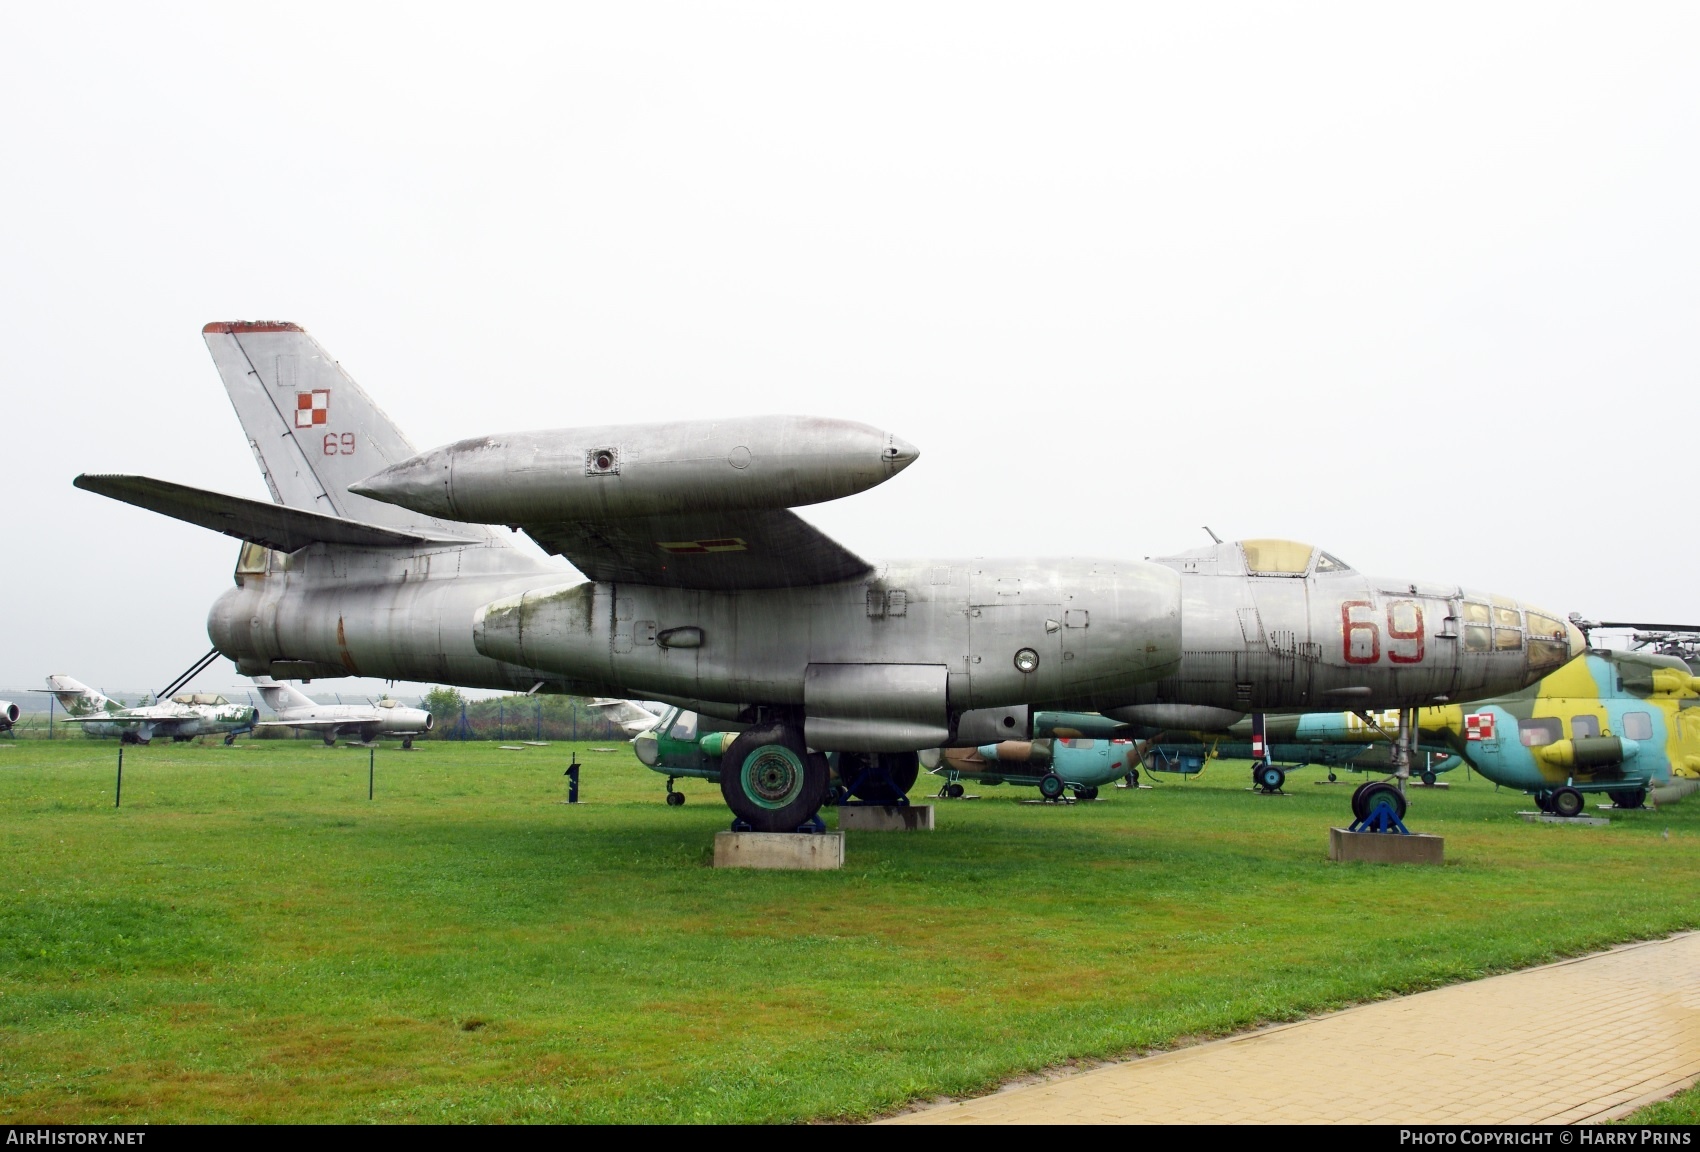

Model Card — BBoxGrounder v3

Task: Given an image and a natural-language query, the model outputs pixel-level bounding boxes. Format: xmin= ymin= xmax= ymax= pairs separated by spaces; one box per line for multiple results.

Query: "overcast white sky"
xmin=2 ymin=3 xmax=1696 ymax=697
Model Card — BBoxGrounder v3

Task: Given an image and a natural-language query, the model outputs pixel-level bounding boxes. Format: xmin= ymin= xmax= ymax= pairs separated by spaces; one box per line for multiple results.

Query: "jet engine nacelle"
xmin=349 ymin=416 xmax=917 ymax=524
xmin=1104 ymin=704 xmax=1246 ymax=731
xmin=0 ymin=701 xmax=18 ymax=729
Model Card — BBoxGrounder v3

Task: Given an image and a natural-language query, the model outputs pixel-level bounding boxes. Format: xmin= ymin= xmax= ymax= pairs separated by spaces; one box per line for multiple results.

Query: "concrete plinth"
xmin=1329 ymin=827 xmax=1444 ymax=864
xmin=1518 ymin=812 xmax=1611 ymax=827
xmin=713 ymin=830 xmax=844 ymax=870
xmin=837 ymin=804 xmax=934 ymax=831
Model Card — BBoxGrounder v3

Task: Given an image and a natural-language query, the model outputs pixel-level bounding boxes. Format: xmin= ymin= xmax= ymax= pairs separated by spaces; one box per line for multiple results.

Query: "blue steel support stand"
xmin=1348 ymin=801 xmax=1410 ymax=835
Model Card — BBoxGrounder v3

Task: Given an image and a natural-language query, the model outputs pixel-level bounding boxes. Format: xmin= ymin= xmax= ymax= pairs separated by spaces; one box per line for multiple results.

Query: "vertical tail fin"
xmin=250 ymin=676 xmax=316 ymax=713
xmin=46 ymin=674 xmax=114 ymax=716
xmin=201 ymin=322 xmax=489 ymax=540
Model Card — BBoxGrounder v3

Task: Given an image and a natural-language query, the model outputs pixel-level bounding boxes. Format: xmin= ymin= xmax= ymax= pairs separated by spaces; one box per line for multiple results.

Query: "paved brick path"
xmin=886 ymin=933 xmax=1700 ymax=1125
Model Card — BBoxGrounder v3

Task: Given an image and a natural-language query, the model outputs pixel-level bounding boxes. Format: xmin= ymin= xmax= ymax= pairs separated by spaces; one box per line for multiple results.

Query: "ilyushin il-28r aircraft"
xmin=75 ymin=321 xmax=1581 ymax=832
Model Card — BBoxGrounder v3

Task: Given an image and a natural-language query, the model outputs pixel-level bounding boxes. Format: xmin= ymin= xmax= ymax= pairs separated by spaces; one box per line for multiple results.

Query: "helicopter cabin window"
xmin=1492 ymin=605 xmax=1522 ymax=629
xmin=1241 ymin=539 xmax=1315 ymax=576
xmin=1494 ymin=628 xmax=1523 ymax=651
xmin=1314 ymin=551 xmax=1351 ymax=574
xmin=1623 ymin=712 xmax=1653 ymax=741
xmin=668 ymin=712 xmax=698 ymax=742
xmin=1528 ymin=639 xmax=1570 ymax=670
xmin=1571 ymin=715 xmax=1601 ymax=739
xmin=1518 ymin=717 xmax=1562 ymax=747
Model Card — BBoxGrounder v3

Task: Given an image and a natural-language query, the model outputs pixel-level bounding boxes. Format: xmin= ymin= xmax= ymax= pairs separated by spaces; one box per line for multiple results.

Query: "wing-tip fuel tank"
xmin=349 ymin=416 xmax=919 ymax=524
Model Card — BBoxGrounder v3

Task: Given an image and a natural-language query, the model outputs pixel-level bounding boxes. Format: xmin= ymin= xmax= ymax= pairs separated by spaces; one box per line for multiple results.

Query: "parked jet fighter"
xmin=75 ymin=321 xmax=1580 ymax=831
xmin=46 ymin=674 xmax=256 ymax=744
xmin=0 ymin=701 xmax=18 ymax=733
xmin=249 ymin=676 xmax=433 ymax=747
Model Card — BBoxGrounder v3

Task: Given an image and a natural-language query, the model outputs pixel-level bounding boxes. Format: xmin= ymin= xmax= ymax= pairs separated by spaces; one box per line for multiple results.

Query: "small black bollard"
xmin=565 ymin=756 xmax=580 ymax=804
xmin=368 ymin=745 xmax=375 ymax=800
xmin=115 ymin=744 xmax=124 ymax=808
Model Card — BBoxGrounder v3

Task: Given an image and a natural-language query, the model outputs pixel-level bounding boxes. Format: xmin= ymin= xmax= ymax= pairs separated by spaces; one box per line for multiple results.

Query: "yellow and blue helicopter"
xmin=1139 ymin=625 xmax=1700 ymax=818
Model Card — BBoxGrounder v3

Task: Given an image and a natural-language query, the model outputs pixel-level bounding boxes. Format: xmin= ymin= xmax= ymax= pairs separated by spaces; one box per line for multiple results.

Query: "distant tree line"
xmin=420 ymin=688 xmax=631 ymax=742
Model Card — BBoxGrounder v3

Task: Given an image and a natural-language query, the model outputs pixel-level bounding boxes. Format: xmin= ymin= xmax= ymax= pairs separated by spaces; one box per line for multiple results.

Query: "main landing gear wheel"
xmin=944 ymin=782 xmax=966 ymax=799
xmin=1551 ymin=787 xmax=1586 ymax=819
xmin=1352 ymin=781 xmax=1407 ymax=822
xmin=1421 ymin=770 xmax=1437 ymax=786
xmin=223 ymin=734 xmax=236 ymax=746
xmin=719 ymin=724 xmax=829 ymax=833
xmin=1609 ymin=788 xmax=1647 ymax=810
xmin=402 ymin=737 xmax=414 ymax=751
xmin=323 ymin=734 xmax=337 ymax=747
xmin=666 ymin=790 xmax=686 ymax=807
xmin=1038 ymin=772 xmax=1066 ymax=800
xmin=1534 ymin=792 xmax=1554 ymax=813
xmin=1254 ymin=764 xmax=1286 ymax=793
xmin=1327 ymin=770 xmax=1338 ymax=783
xmin=837 ymin=751 xmax=920 ymax=804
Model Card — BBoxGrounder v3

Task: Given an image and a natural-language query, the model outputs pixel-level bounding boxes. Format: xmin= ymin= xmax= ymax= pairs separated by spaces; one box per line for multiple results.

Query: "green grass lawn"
xmin=3 ymin=737 xmax=1699 ymax=1123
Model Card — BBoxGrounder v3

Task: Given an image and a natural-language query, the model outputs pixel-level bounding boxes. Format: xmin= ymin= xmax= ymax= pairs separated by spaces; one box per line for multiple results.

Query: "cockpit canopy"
xmin=172 ymin=693 xmax=230 ymax=706
xmin=1150 ymin=539 xmax=1353 ymax=578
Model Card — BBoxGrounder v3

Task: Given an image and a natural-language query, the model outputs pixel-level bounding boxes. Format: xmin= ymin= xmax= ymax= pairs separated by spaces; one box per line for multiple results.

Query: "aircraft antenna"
xmin=1203 ymin=526 xmax=1222 ymax=544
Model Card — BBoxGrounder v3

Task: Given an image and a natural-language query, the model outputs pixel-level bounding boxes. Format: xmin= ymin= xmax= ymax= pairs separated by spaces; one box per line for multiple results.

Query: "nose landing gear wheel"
xmin=1038 ymin=772 xmax=1066 ymax=801
xmin=665 ymin=790 xmax=686 ymax=807
xmin=1550 ymin=787 xmax=1586 ymax=818
xmin=1608 ymin=788 xmax=1646 ymax=810
xmin=1254 ymin=764 xmax=1285 ymax=793
xmin=1072 ymin=785 xmax=1099 ymax=801
xmin=944 ymin=782 xmax=965 ymax=799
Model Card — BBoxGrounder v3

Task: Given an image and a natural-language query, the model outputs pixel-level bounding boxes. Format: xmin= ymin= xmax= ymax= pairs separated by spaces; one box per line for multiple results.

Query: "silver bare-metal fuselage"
xmin=1107 ymin=547 xmax=1573 ymax=718
xmin=208 ymin=534 xmax=1580 ymax=749
xmin=210 ymin=541 xmax=1185 ymax=731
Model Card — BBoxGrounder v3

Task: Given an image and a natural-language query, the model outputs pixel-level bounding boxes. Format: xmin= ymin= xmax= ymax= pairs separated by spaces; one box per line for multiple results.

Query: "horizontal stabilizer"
xmin=74 ymin=474 xmax=473 ymax=553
